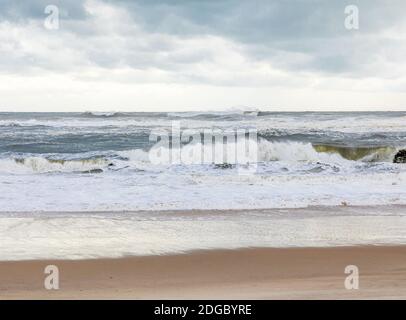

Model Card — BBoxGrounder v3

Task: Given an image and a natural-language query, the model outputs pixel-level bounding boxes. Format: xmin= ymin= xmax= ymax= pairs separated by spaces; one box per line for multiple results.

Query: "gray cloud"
xmin=110 ymin=0 xmax=406 ymax=75
xmin=0 ymin=0 xmax=406 ymax=82
xmin=114 ymin=0 xmax=406 ymax=40
xmin=0 ymin=0 xmax=88 ymax=21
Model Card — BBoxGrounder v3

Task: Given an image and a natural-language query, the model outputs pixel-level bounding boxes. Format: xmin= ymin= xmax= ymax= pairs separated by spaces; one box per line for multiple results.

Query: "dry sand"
xmin=1 ymin=246 xmax=406 ymax=299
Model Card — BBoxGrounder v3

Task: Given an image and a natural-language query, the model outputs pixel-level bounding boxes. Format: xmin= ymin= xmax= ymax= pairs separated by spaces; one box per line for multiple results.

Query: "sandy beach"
xmin=1 ymin=246 xmax=406 ymax=299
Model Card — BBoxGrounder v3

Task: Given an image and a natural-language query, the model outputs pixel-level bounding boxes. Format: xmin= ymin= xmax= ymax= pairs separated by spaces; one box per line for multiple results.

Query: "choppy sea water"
xmin=1 ymin=111 xmax=406 ymax=259
xmin=1 ymin=111 xmax=405 ymax=211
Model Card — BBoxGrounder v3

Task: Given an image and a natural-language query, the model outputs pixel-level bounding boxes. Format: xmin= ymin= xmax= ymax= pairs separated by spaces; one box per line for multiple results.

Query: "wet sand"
xmin=1 ymin=246 xmax=406 ymax=299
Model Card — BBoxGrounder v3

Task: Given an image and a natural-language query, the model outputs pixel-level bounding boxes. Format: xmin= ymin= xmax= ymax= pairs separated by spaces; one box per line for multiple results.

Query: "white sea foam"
xmin=1 ymin=211 xmax=406 ymax=260
xmin=0 ymin=160 xmax=405 ymax=212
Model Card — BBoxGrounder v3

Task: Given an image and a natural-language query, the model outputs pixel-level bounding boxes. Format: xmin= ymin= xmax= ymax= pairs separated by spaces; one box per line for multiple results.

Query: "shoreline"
xmin=2 ymin=246 xmax=406 ymax=299
xmin=2 ymin=203 xmax=406 ymax=215
xmin=2 ymin=205 xmax=406 ymax=261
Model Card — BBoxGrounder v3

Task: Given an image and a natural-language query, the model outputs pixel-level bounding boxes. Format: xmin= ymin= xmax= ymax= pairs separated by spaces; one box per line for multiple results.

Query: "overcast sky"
xmin=1 ymin=0 xmax=406 ymax=112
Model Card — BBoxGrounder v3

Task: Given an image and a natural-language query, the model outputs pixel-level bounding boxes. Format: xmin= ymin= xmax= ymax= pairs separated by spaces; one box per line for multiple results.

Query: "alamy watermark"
xmin=44 ymin=5 xmax=59 ymax=30
xmin=344 ymin=5 xmax=359 ymax=30
xmin=148 ymin=121 xmax=258 ymax=174
xmin=44 ymin=265 xmax=59 ymax=290
xmin=344 ymin=265 xmax=359 ymax=290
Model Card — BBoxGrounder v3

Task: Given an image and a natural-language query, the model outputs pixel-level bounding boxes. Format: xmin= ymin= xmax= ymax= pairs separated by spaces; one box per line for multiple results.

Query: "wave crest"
xmin=0 ymin=140 xmax=401 ymax=175
xmin=0 ymin=157 xmax=109 ymax=174
xmin=81 ymin=111 xmax=126 ymax=118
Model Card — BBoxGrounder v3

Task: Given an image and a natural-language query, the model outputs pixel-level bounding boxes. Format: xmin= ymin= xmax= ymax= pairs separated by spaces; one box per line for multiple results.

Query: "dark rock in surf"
xmin=393 ymin=150 xmax=406 ymax=163
xmin=214 ymin=163 xmax=234 ymax=169
xmin=82 ymin=168 xmax=103 ymax=174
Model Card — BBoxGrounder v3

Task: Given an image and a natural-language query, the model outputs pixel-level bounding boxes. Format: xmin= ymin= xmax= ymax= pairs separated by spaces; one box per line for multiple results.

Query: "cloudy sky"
xmin=1 ymin=0 xmax=406 ymax=112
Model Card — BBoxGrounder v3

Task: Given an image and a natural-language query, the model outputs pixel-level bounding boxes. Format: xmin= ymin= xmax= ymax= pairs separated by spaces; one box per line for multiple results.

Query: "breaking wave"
xmin=313 ymin=145 xmax=397 ymax=162
xmin=0 ymin=140 xmax=402 ymax=175
xmin=81 ymin=111 xmax=128 ymax=118
xmin=118 ymin=140 xmax=401 ymax=165
xmin=0 ymin=157 xmax=109 ymax=174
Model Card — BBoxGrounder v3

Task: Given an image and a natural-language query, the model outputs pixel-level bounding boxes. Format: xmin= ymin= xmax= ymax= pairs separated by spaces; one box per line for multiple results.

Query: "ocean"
xmin=1 ymin=111 xmax=405 ymax=211
xmin=1 ymin=111 xmax=406 ymax=260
